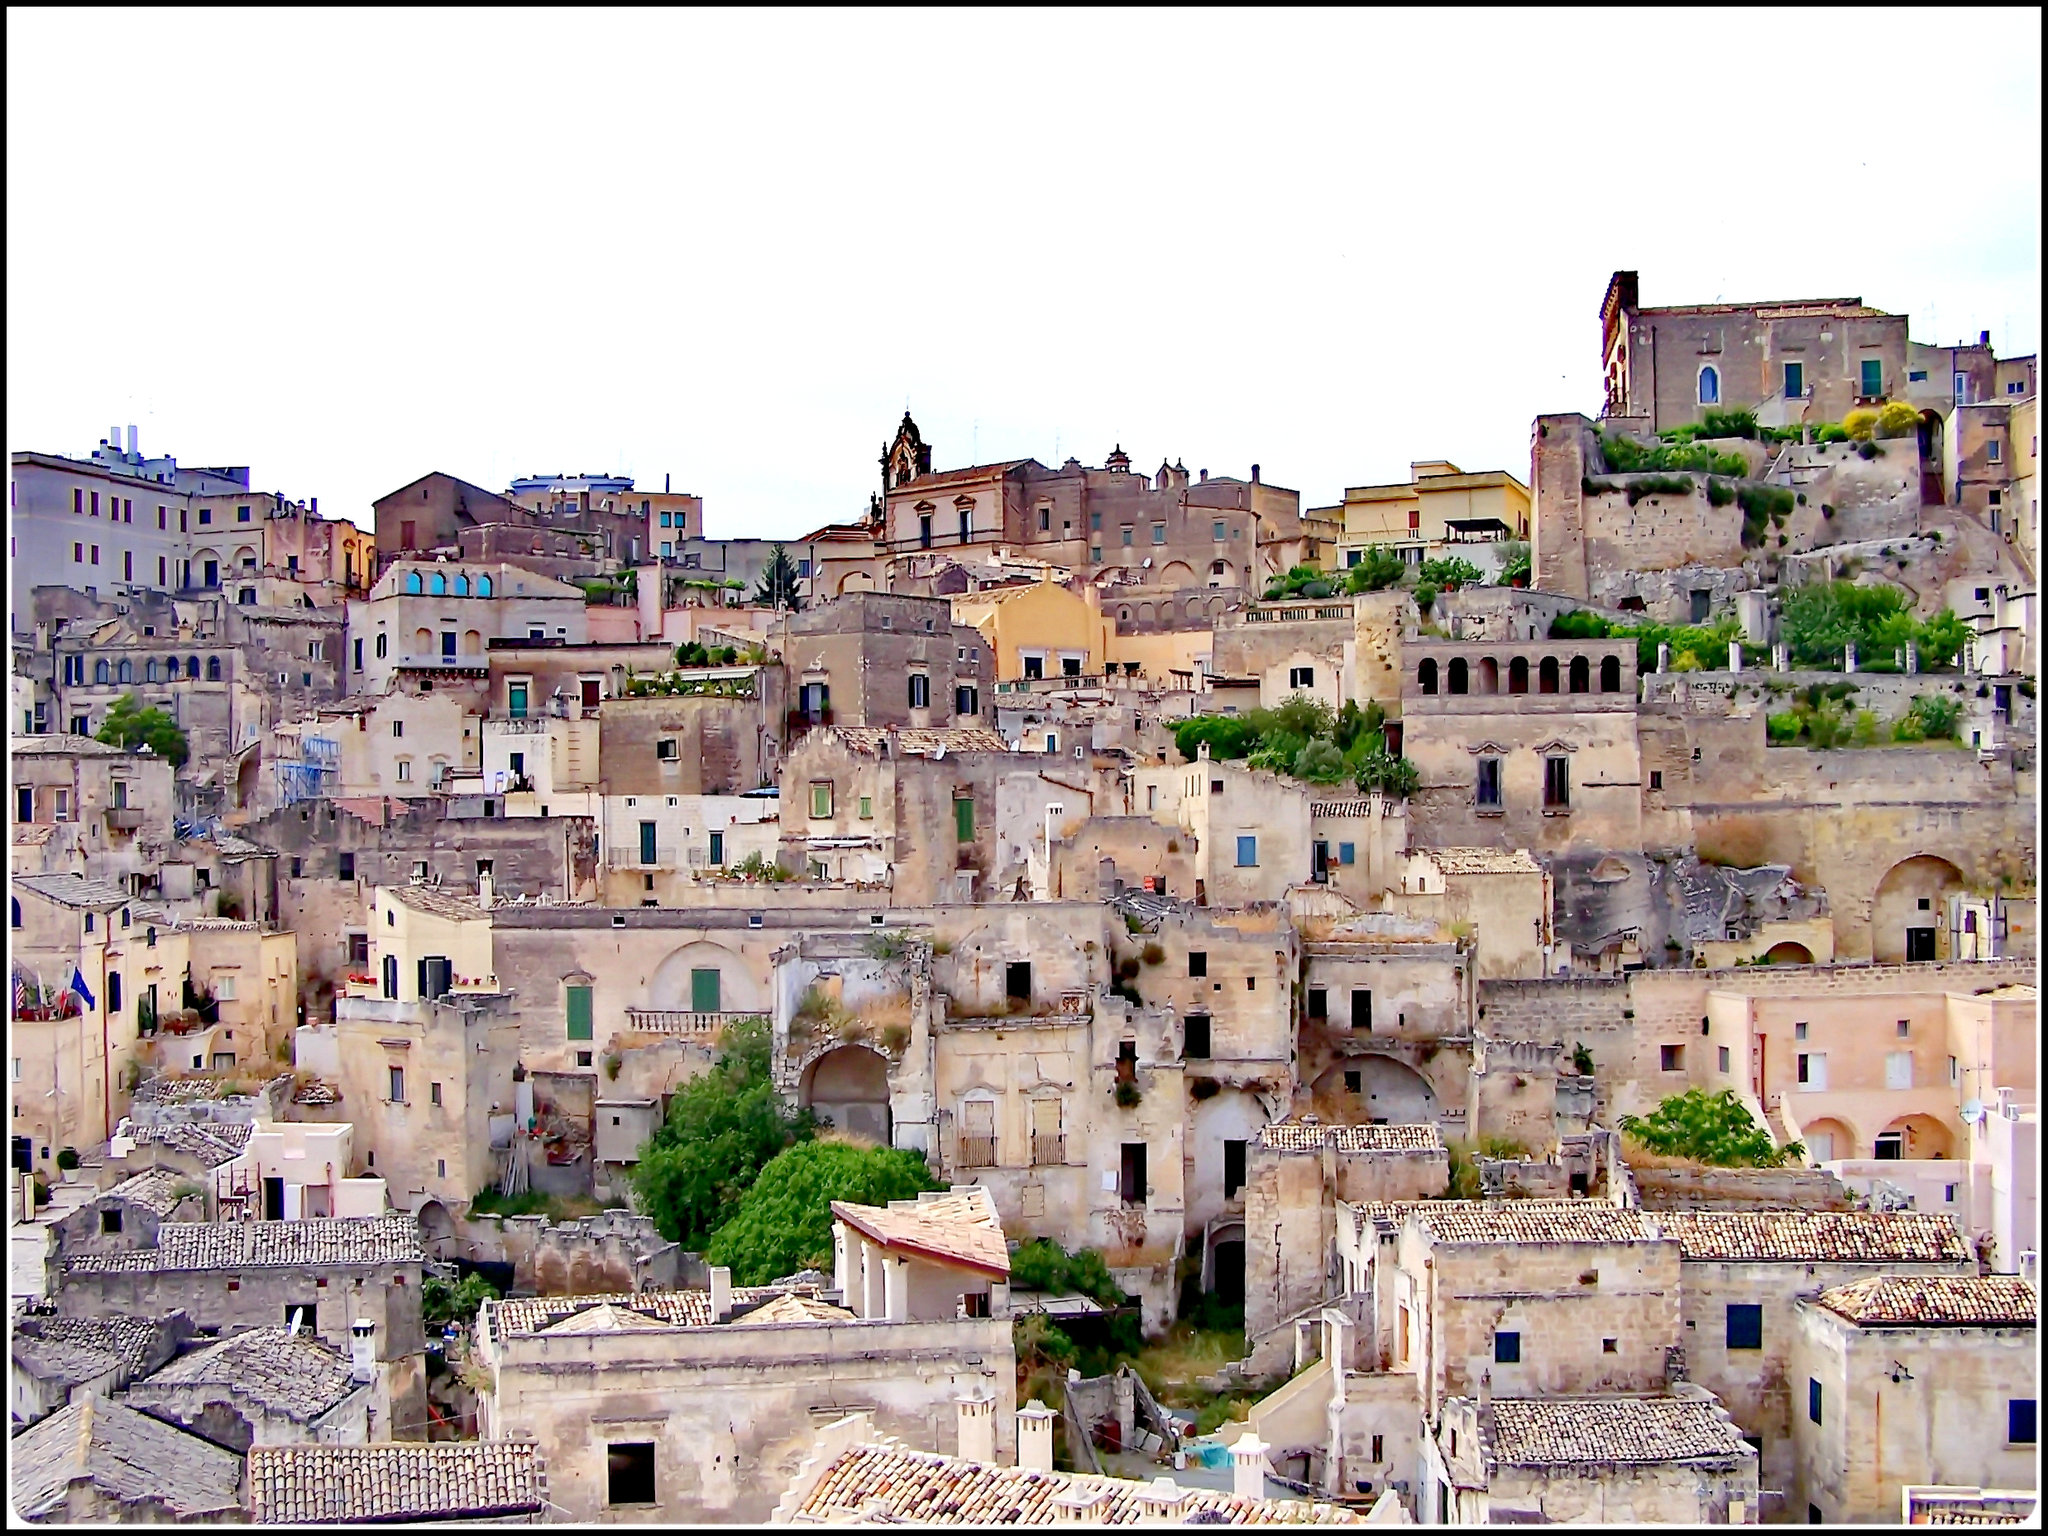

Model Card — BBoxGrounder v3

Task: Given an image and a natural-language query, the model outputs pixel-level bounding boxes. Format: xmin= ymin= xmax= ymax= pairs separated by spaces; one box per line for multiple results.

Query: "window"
xmin=101 ymin=1207 xmax=123 ymax=1235
xmin=1023 ymin=654 xmax=1044 ymax=680
xmin=1213 ymin=520 xmax=1226 ymax=541
xmin=2010 ymin=1400 xmax=2037 ymax=1445
xmin=1495 ymin=1331 xmax=1521 ymax=1364
xmin=1224 ymin=1138 xmax=1247 ymax=1198
xmin=1184 ymin=1014 xmax=1211 ymax=1059
xmin=1090 ymin=512 xmax=1102 ymax=531
xmin=1910 ymin=369 xmax=1927 ymax=382
xmin=1151 ymin=523 xmax=1166 ymax=546
xmin=1649 ymin=770 xmax=1663 ymax=791
xmin=1784 ymin=361 xmax=1805 ymax=398
xmin=430 ymin=1081 xmax=442 ymax=1107
xmin=1795 ymin=1021 xmax=1808 ymax=1040
xmin=708 ymin=831 xmax=724 ymax=866
xmin=1726 ymin=1303 xmax=1763 ymax=1351
xmin=1476 ymin=756 xmax=1502 ymax=808
xmin=1954 ymin=371 xmax=1967 ymax=403
xmin=1288 ymin=666 xmax=1315 ymax=689
xmin=1875 ymin=1131 xmax=1903 ymax=1160
xmin=809 ymin=782 xmax=832 ymax=819
xmin=1307 ymin=987 xmax=1326 ymax=1019
xmin=392 ymin=719 xmax=404 ymax=738
xmin=1235 ymin=835 xmax=1257 ymax=867
xmin=396 ymin=759 xmax=412 ymax=782
xmin=1351 ymin=989 xmax=1372 ymax=1032
xmin=1119 ymin=1142 xmax=1147 ymax=1205
xmin=1338 ymin=842 xmax=1355 ymax=865
xmin=1989 ymin=439 xmax=2003 ymax=464
xmin=1661 ymin=1044 xmax=1684 ymax=1071
xmin=1860 ymin=358 xmax=1882 ymax=396
xmin=656 ymin=737 xmax=679 ymax=761
xmin=608 ymin=1443 xmax=656 ymax=1506
xmin=1885 ymin=1051 xmax=1912 ymax=1090
xmin=1543 ymin=756 xmax=1570 ymax=809
xmin=1039 ymin=506 xmax=1050 ymax=532
xmin=1188 ymin=951 xmax=1207 ymax=978
xmin=638 ymin=821 xmax=658 ymax=866
xmin=387 ymin=1065 xmax=405 ymax=1102
xmin=857 ymin=795 xmax=873 ymax=820
xmin=955 ymin=684 xmax=978 ymax=716
xmin=1718 ymin=1045 xmax=1731 ymax=1072
xmin=908 ymin=674 xmax=930 ymax=709
xmin=954 ymin=796 xmax=974 ymax=841
xmin=1090 ymin=546 xmax=1103 ymax=563
xmin=1121 ymin=525 xmax=1133 ymax=547
xmin=566 ymin=985 xmax=594 ymax=1040
xmin=1699 ymin=365 xmax=1720 ymax=405
xmin=1808 ymin=1378 xmax=1822 ymax=1425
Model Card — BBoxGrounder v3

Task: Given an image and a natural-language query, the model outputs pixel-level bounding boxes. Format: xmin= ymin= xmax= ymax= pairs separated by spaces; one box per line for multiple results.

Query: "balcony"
xmin=619 ymin=845 xmax=682 ymax=871
xmin=105 ymin=807 xmax=145 ymax=831
xmin=1031 ymin=1133 xmax=1065 ymax=1167
xmin=393 ymin=654 xmax=489 ymax=674
xmin=957 ymin=1135 xmax=998 ymax=1169
xmin=622 ymin=1009 xmax=767 ymax=1035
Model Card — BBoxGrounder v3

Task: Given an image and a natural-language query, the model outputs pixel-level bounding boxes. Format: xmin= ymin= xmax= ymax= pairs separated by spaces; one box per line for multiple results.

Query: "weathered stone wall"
xmin=1632 ymin=1165 xmax=1857 ymax=1211
xmin=457 ymin=1208 xmax=680 ymax=1295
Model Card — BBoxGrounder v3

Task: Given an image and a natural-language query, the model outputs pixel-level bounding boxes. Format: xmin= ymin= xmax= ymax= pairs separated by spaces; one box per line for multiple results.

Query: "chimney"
xmin=1981 ymin=330 xmax=1991 ymax=347
xmin=350 ymin=1318 xmax=376 ymax=1383
xmin=126 ymin=425 xmax=138 ymax=457
xmin=1199 ymin=469 xmax=1208 ymax=483
xmin=110 ymin=425 xmax=121 ymax=452
xmin=1230 ymin=1433 xmax=1271 ymax=1501
xmin=1017 ymin=1400 xmax=1057 ymax=1472
xmin=709 ymin=1264 xmax=732 ymax=1323
xmin=1250 ymin=464 xmax=1261 ymax=485
xmin=478 ymin=868 xmax=494 ymax=909
xmin=311 ymin=497 xmax=317 ymax=514
xmin=956 ymin=1388 xmax=996 ymax=1464
xmin=1133 ymin=1477 xmax=1187 ymax=1520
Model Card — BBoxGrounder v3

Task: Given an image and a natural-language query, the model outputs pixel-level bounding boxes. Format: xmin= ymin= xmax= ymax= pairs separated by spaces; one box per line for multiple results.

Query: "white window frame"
xmin=1698 ymin=364 xmax=1720 ymax=405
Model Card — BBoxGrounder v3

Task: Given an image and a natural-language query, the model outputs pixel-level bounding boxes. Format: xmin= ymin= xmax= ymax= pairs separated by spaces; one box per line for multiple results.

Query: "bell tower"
xmin=881 ymin=411 xmax=933 ymax=496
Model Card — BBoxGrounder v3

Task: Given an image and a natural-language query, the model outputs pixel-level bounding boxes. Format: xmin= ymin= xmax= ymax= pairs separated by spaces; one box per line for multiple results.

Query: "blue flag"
xmin=70 ymin=967 xmax=96 ymax=1012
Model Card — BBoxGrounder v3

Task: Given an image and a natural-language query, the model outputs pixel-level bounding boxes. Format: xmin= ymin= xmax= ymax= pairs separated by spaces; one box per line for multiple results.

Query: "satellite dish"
xmin=1960 ymin=1099 xmax=1985 ymax=1125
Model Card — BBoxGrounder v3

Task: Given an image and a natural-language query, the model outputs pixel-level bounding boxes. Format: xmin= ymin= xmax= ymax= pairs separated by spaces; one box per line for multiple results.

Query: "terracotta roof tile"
xmin=1258 ymin=1122 xmax=1444 ymax=1153
xmin=824 ymin=725 xmax=1015 ymax=757
xmin=246 ymin=1441 xmax=546 ymax=1523
xmin=1479 ymin=1395 xmax=1754 ymax=1468
xmin=485 ymin=1284 xmax=816 ymax=1340
xmin=831 ymin=1186 xmax=1010 ymax=1277
xmin=1349 ymin=1201 xmax=1659 ymax=1246
xmin=10 ymin=1392 xmax=243 ymax=1521
xmin=1654 ymin=1211 xmax=1970 ymax=1264
xmin=62 ymin=1215 xmax=424 ymax=1274
xmin=1814 ymin=1275 xmax=2037 ymax=1327
xmin=131 ymin=1325 xmax=359 ymax=1421
xmin=796 ymin=1442 xmax=1358 ymax=1524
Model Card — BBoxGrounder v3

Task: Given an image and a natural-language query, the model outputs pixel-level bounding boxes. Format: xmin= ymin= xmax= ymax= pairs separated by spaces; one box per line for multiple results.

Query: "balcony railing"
xmin=393 ymin=654 xmax=489 ymax=672
xmin=105 ymin=807 xmax=145 ymax=830
xmin=1031 ymin=1133 xmax=1065 ymax=1167
xmin=957 ymin=1135 xmax=998 ymax=1169
xmin=622 ymin=1009 xmax=767 ymax=1035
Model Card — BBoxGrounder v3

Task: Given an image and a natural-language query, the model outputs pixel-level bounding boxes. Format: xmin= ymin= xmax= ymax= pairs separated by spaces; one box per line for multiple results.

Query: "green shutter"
xmin=955 ymin=796 xmax=974 ymax=841
xmin=690 ymin=968 xmax=721 ymax=1013
xmin=566 ymin=985 xmax=593 ymax=1040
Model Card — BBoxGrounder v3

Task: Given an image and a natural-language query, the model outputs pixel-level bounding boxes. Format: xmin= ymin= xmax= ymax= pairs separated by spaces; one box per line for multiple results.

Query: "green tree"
xmin=1292 ymin=738 xmax=1346 ymax=782
xmin=1008 ymin=1239 xmax=1130 ymax=1305
xmin=1353 ymin=743 xmax=1420 ymax=798
xmin=629 ymin=1018 xmax=816 ymax=1248
xmin=95 ymin=693 xmax=189 ymax=767
xmin=1171 ymin=715 xmax=1260 ymax=763
xmin=423 ymin=1272 xmax=501 ymax=1331
xmin=1875 ymin=400 xmax=1921 ymax=439
xmin=1914 ymin=609 xmax=1971 ymax=671
xmin=1548 ymin=610 xmax=1614 ymax=641
xmin=1618 ymin=1088 xmax=1802 ymax=1167
xmin=753 ymin=544 xmax=804 ymax=611
xmin=705 ymin=1139 xmax=942 ymax=1284
xmin=1331 ymin=699 xmax=1384 ymax=753
xmin=1417 ymin=556 xmax=1483 ymax=591
xmin=1344 ymin=547 xmax=1408 ymax=593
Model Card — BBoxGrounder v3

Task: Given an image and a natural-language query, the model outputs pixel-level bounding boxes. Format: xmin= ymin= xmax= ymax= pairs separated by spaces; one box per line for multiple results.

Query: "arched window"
xmin=1418 ymin=658 xmax=1438 ymax=695
xmin=463 ymin=630 xmax=482 ymax=655
xmin=414 ymin=628 xmax=432 ymax=655
xmin=1699 ymin=365 xmax=1720 ymax=405
xmin=477 ymin=574 xmax=492 ymax=597
xmin=405 ymin=571 xmax=423 ymax=594
xmin=375 ymin=633 xmax=387 ymax=658
xmin=1508 ymin=657 xmax=1529 ymax=694
xmin=145 ymin=659 xmax=160 ymax=683
xmin=1448 ymin=658 xmax=1469 ymax=695
xmin=206 ymin=656 xmax=222 ymax=681
xmin=1600 ymin=656 xmax=1622 ymax=693
xmin=1569 ymin=656 xmax=1590 ymax=693
xmin=430 ymin=573 xmax=447 ymax=595
xmin=1478 ymin=657 xmax=1499 ymax=694
xmin=94 ymin=659 xmax=110 ymax=684
xmin=116 ymin=660 xmax=132 ymax=684
xmin=1539 ymin=656 xmax=1560 ymax=694
xmin=187 ymin=656 xmax=201 ymax=678
xmin=453 ymin=575 xmax=470 ymax=596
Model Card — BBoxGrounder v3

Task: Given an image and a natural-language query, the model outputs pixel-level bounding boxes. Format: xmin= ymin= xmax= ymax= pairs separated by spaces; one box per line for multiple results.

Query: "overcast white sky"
xmin=8 ymin=9 xmax=2041 ymax=539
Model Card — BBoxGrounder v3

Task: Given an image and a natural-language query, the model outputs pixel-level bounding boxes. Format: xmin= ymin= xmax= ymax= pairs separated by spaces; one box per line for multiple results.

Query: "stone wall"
xmin=1631 ymin=1165 xmax=1858 ymax=1211
xmin=456 ymin=1208 xmax=681 ymax=1295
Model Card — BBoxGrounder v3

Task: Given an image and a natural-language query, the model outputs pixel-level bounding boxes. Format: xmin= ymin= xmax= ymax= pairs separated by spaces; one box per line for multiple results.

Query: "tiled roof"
xmin=1417 ymin=848 xmax=1544 ymax=875
xmin=119 ymin=1118 xmax=254 ymax=1167
xmin=13 ymin=822 xmax=57 ymax=845
xmin=247 ymin=1441 xmax=547 ymax=1523
xmin=1653 ymin=1211 xmax=1970 ymax=1264
xmin=62 ymin=1215 xmax=424 ymax=1274
xmin=795 ymin=1442 xmax=1358 ymax=1524
xmin=386 ymin=884 xmax=489 ymax=920
xmin=1907 ymin=1491 xmax=2038 ymax=1526
xmin=485 ymin=1284 xmax=812 ymax=1339
xmin=535 ymin=1301 xmax=671 ymax=1334
xmin=1258 ymin=1122 xmax=1444 ymax=1153
xmin=1815 ymin=1275 xmax=2037 ymax=1327
xmin=102 ymin=1167 xmax=196 ymax=1216
xmin=9 ymin=733 xmax=129 ymax=757
xmin=11 ymin=1392 xmax=243 ymax=1521
xmin=897 ymin=459 xmax=1035 ymax=492
xmin=1377 ymin=1201 xmax=1659 ymax=1246
xmin=736 ymin=1292 xmax=857 ymax=1326
xmin=827 ymin=725 xmax=1015 ymax=757
xmin=133 ymin=1325 xmax=360 ymax=1420
xmin=13 ymin=871 xmax=132 ymax=909
xmin=11 ymin=1313 xmax=181 ymax=1387
xmin=1480 ymin=1395 xmax=1754 ymax=1468
xmin=832 ymin=1186 xmax=1010 ymax=1277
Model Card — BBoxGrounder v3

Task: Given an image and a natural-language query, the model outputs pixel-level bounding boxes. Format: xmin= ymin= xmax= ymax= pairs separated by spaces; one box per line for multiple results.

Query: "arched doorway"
xmin=1872 ymin=855 xmax=1965 ymax=964
xmin=1204 ymin=1219 xmax=1246 ymax=1306
xmin=1877 ymin=1113 xmax=1955 ymax=1161
xmin=1762 ymin=941 xmax=1814 ymax=965
xmin=1798 ymin=1116 xmax=1857 ymax=1163
xmin=1309 ymin=1057 xmax=1440 ymax=1123
xmin=801 ymin=1045 xmax=891 ymax=1145
xmin=416 ymin=1197 xmax=457 ymax=1259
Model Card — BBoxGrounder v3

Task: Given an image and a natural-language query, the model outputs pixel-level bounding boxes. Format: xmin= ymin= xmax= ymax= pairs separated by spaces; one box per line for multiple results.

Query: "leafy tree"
xmin=1259 ymin=694 xmax=1333 ymax=743
xmin=753 ymin=544 xmax=804 ymax=611
xmin=1875 ymin=400 xmax=1921 ymax=439
xmin=423 ymin=1272 xmax=500 ymax=1331
xmin=1292 ymin=738 xmax=1347 ymax=782
xmin=1618 ymin=1088 xmax=1802 ymax=1167
xmin=1548 ymin=610 xmax=1613 ymax=641
xmin=705 ymin=1139 xmax=942 ymax=1284
xmin=1171 ymin=715 xmax=1261 ymax=763
xmin=1781 ymin=580 xmax=1912 ymax=668
xmin=1842 ymin=407 xmax=1880 ymax=441
xmin=1412 ymin=582 xmax=1438 ymax=612
xmin=1344 ymin=547 xmax=1408 ymax=593
xmin=1494 ymin=542 xmax=1531 ymax=587
xmin=1417 ymin=556 xmax=1483 ymax=592
xmin=630 ymin=1018 xmax=816 ymax=1248
xmin=1008 ymin=1239 xmax=1130 ymax=1305
xmin=1895 ymin=693 xmax=1961 ymax=742
xmin=1331 ymin=699 xmax=1384 ymax=753
xmin=1915 ymin=609 xmax=1971 ymax=671
xmin=1353 ymin=742 xmax=1419 ymax=798
xmin=95 ymin=693 xmax=189 ymax=767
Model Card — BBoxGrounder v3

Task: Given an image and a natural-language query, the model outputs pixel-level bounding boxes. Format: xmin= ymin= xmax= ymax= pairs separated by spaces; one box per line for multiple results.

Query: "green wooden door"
xmin=690 ymin=968 xmax=721 ymax=1013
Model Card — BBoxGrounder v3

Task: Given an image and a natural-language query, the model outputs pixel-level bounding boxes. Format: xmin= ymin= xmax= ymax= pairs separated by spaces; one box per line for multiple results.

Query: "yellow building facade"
xmin=950 ymin=576 xmax=1113 ymax=682
xmin=1322 ymin=461 xmax=1531 ymax=568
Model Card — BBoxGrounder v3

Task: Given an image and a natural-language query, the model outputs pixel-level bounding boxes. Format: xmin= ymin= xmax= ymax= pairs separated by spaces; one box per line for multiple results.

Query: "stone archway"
xmin=1203 ymin=1218 xmax=1247 ymax=1304
xmin=1308 ymin=1056 xmax=1440 ymax=1123
xmin=1879 ymin=1112 xmax=1955 ymax=1161
xmin=801 ymin=1044 xmax=891 ymax=1144
xmin=1797 ymin=1115 xmax=1858 ymax=1163
xmin=1763 ymin=941 xmax=1814 ymax=965
xmin=415 ymin=1197 xmax=456 ymax=1259
xmin=1872 ymin=855 xmax=1965 ymax=964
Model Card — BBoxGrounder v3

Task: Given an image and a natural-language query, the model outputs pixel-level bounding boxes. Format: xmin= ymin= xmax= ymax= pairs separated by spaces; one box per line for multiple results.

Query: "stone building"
xmin=598 ymin=680 xmax=783 ymax=801
xmin=246 ymin=1440 xmax=550 ymax=1524
xmin=371 ymin=471 xmax=534 ymax=579
xmin=345 ymin=558 xmax=589 ymax=697
xmin=775 ymin=591 xmax=993 ymax=731
xmin=1789 ymin=1274 xmax=2039 ymax=1524
xmin=123 ymin=1324 xmax=373 ymax=1450
xmin=9 ymin=1309 xmax=193 ymax=1428
xmin=10 ymin=1390 xmax=245 ymax=1524
xmin=473 ymin=1190 xmax=1015 ymax=1524
xmin=1318 ymin=460 xmax=1531 ymax=572
xmin=8 ymin=731 xmax=176 ymax=892
xmin=48 ymin=1210 xmax=428 ymax=1440
xmin=1428 ymin=1386 xmax=1759 ymax=1525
